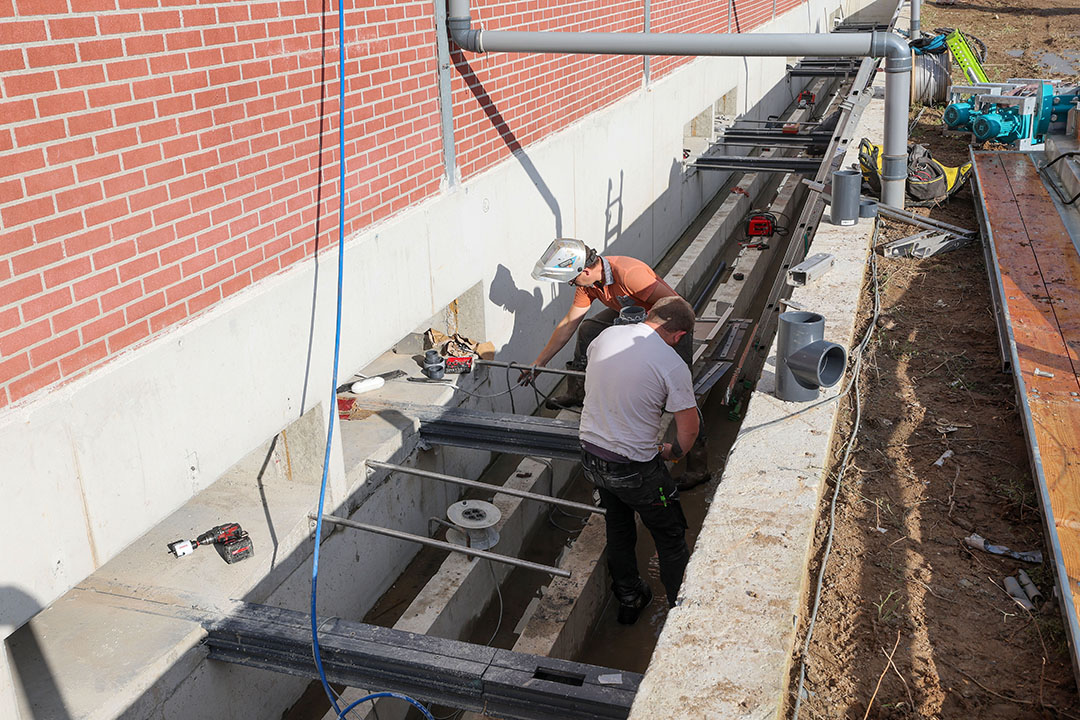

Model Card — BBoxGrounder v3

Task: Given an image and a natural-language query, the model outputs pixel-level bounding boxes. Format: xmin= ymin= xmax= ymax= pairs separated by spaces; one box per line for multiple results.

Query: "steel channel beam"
xmin=366 ymin=460 xmax=603 ymax=516
xmin=317 ymin=513 xmax=571 ymax=577
xmin=355 ymin=401 xmax=582 ymax=460
xmin=789 ymin=68 xmax=858 ymax=76
xmin=692 ymin=156 xmax=822 ymax=173
xmin=205 ymin=603 xmax=640 ymax=719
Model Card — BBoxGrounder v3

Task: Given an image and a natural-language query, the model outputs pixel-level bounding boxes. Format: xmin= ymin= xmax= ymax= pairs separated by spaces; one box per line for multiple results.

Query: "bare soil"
xmin=793 ymin=3 xmax=1080 ymax=716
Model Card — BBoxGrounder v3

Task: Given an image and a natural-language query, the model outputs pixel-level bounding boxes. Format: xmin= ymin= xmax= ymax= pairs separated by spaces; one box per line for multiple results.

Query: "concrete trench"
xmin=4 ymin=16 xmax=897 ymax=714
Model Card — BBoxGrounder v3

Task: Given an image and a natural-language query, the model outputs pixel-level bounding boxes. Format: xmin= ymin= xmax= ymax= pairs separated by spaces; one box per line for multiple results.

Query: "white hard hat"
xmin=531 ymin=238 xmax=592 ymax=282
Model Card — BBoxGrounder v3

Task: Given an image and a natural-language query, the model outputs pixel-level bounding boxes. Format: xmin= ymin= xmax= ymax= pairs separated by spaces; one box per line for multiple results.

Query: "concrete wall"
xmin=1 ymin=0 xmax=854 ymax=649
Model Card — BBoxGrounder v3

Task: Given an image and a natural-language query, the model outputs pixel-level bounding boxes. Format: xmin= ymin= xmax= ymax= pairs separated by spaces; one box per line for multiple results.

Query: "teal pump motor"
xmin=945 ymin=81 xmax=1078 ymax=147
xmin=972 ymin=106 xmax=1028 ymax=143
xmin=943 ymin=98 xmax=978 ymax=132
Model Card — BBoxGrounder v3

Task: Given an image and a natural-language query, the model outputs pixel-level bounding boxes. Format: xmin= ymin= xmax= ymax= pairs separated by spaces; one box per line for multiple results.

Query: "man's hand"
xmin=659 ymin=442 xmax=683 ymax=462
xmin=517 ymin=365 xmax=540 ymax=386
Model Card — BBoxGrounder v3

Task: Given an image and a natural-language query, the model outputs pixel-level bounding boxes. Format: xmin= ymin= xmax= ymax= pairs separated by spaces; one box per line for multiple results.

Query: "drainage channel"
xmin=285 ymin=55 xmax=877 ymax=720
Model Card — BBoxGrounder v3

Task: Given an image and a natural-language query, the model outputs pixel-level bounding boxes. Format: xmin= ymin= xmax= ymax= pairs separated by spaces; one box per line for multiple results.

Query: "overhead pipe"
xmin=447 ymin=0 xmax=911 ymax=207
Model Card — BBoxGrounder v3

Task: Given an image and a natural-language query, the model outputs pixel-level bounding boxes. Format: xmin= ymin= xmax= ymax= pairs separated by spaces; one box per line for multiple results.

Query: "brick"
xmin=14 ymin=118 xmax=65 ymax=147
xmin=0 ymin=196 xmax=54 ymax=227
xmin=59 ymin=338 xmax=107 ymax=375
xmin=15 ymin=0 xmax=68 ymax=14
xmin=95 ymin=127 xmax=137 ymax=153
xmin=0 ymin=178 xmax=21 ymax=204
xmin=148 ymin=303 xmax=186 ymax=334
xmin=43 ymin=256 xmax=92 ymax=289
xmin=148 ymin=53 xmax=186 ymax=75
xmin=105 ymin=57 xmax=148 ymax=82
xmin=94 ymin=12 xmax=137 ymax=34
xmin=0 ymin=307 xmax=17 ymax=332
xmin=180 ymin=248 xmax=215 ymax=277
xmin=163 ymin=275 xmax=200 ymax=305
xmin=221 ymin=271 xmax=250 ymax=299
xmin=64 ymin=227 xmax=112 ymax=257
xmin=79 ymin=308 xmax=123 ymax=344
xmin=8 ymin=363 xmax=60 ymax=403
xmin=1 ymin=20 xmax=47 ymax=44
xmin=124 ymin=34 xmax=164 ymax=55
xmin=11 ymin=242 xmax=64 ymax=275
xmin=0 ymin=353 xmax=30 ymax=386
xmin=26 ymin=43 xmax=77 ymax=68
xmin=49 ymin=15 xmax=98 ymax=39
xmin=8 ymin=148 xmax=45 ymax=174
xmin=123 ymin=291 xmax=163 ymax=322
xmin=127 ymin=186 xmax=168 ymax=213
xmin=173 ymin=212 xmax=209 ymax=239
xmin=202 ymin=26 xmax=235 ymax=46
xmin=106 ymin=319 xmax=149 ymax=353
xmin=171 ymin=70 xmax=208 ymax=93
xmin=108 ymin=213 xmax=152 ymax=242
xmin=29 ymin=330 xmax=79 ymax=367
xmin=158 ymin=238 xmax=195 ymax=266
xmin=131 ymin=76 xmax=170 ymax=100
xmin=66 ymin=106 xmax=120 ymax=136
xmin=36 ymin=212 xmax=85 ymax=243
xmin=142 ymin=264 xmax=180 ymax=294
xmin=21 ymin=286 xmax=72 ymax=322
xmin=4 ymin=70 xmax=57 ymax=96
xmin=155 ymin=94 xmax=192 ymax=117
xmin=0 ymin=98 xmax=35 ymax=123
xmin=46 ymin=138 xmax=92 ymax=164
xmin=83 ymin=197 xmax=129 ymax=228
xmin=187 ymin=285 xmax=221 ymax=315
xmin=87 ymin=83 xmax=131 ymax=107
xmin=0 ymin=48 xmax=24 ymax=72
xmin=118 ymin=253 xmax=158 ymax=282
xmin=23 ymin=166 xmax=74 ymax=196
xmin=91 ymin=240 xmax=136 ymax=270
xmin=51 ymin=297 xmax=97 ymax=335
xmin=0 ymin=318 xmax=49 ymax=356
xmin=102 ymin=171 xmax=144 ymax=197
xmin=250 ymin=256 xmax=280 ymax=283
xmin=141 ymin=10 xmax=180 ymax=30
xmin=76 ymin=154 xmax=121 ymax=182
xmin=37 ymin=90 xmax=87 ymax=116
xmin=113 ymin=101 xmax=155 ymax=127
xmin=150 ymin=199 xmax=189 ymax=226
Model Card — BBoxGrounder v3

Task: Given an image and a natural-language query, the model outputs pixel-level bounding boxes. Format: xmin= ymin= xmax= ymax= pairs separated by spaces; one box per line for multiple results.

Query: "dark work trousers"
xmin=581 ymin=451 xmax=690 ymax=606
xmin=570 ymin=307 xmax=694 ymax=371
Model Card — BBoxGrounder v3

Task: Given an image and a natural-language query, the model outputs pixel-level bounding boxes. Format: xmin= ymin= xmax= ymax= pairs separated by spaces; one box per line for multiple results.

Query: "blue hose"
xmin=338 ymin=692 xmax=436 ymax=720
xmin=308 ymin=3 xmax=433 ymax=719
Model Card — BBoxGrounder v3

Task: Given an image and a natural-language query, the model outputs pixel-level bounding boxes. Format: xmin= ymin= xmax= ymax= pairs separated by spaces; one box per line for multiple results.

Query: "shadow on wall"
xmin=3 ymin=587 xmax=72 ymax=719
xmin=452 ymin=52 xmax=564 ymax=238
xmin=299 ymin=0 xmax=337 ymax=415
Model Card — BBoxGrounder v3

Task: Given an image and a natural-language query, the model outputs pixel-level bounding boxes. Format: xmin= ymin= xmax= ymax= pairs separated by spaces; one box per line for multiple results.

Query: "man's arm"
xmin=661 ymin=407 xmax=699 ymax=461
xmin=519 ymin=304 xmax=590 ymax=383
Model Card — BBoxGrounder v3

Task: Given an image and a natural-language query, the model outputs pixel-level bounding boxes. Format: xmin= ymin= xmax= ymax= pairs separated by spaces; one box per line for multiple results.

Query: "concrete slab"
xmin=629 ymin=69 xmax=885 ymax=720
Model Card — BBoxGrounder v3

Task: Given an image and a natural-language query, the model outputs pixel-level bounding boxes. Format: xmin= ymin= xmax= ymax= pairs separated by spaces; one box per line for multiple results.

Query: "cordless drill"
xmin=168 ymin=523 xmax=254 ymax=563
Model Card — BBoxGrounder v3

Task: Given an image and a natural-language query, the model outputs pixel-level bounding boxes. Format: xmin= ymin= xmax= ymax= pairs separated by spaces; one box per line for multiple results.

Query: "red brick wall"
xmin=1 ymin=0 xmax=792 ymax=409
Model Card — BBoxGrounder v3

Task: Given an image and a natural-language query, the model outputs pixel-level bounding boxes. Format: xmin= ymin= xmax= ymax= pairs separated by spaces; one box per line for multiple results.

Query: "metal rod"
xmin=316 ymin=514 xmax=572 ymax=578
xmin=367 ymin=460 xmax=604 ymax=516
xmin=876 ymin=203 xmax=977 ymax=236
xmin=475 ymin=359 xmax=586 ymax=378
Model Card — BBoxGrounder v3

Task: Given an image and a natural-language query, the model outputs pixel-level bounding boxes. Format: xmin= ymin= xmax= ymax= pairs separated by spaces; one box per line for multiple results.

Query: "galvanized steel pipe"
xmin=447 ymin=0 xmax=911 ymax=206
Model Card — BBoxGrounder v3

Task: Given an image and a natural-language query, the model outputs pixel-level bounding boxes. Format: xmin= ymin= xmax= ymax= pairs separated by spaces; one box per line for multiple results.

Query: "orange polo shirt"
xmin=572 ymin=256 xmax=676 ymax=312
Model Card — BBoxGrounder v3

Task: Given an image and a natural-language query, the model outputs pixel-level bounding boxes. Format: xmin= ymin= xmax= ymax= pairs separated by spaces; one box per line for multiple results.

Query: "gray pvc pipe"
xmin=776 ymin=311 xmax=847 ymax=402
xmin=447 ymin=0 xmax=910 ymax=206
xmin=910 ymin=0 xmax=921 ymax=41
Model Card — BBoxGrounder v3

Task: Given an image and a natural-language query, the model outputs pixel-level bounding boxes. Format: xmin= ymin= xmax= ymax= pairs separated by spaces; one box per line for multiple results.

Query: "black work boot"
xmin=614 ymin=580 xmax=653 ymax=625
xmin=545 ymin=369 xmax=585 ymax=410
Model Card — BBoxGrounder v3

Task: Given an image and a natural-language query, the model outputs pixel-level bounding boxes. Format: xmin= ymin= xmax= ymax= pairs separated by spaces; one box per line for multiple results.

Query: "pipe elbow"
xmin=448 ymin=20 xmax=483 ymax=52
xmin=870 ymin=31 xmax=911 ymax=64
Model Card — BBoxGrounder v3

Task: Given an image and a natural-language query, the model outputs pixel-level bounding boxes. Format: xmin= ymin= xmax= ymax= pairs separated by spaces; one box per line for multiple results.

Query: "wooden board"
xmin=974 ymin=151 xmax=1080 ymax=653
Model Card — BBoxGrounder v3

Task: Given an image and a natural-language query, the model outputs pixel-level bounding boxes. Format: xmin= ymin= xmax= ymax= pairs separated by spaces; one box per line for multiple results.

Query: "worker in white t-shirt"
xmin=578 ymin=296 xmax=699 ymax=625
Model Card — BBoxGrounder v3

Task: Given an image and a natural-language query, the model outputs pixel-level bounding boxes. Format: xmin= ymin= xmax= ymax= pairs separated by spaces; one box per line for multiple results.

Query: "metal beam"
xmin=206 ymin=603 xmax=641 ymax=720
xmin=317 ymin=513 xmax=571 ymax=577
xmin=691 ymin=156 xmax=823 ymax=173
xmin=366 ymin=459 xmax=603 ymax=515
xmin=355 ymin=400 xmax=581 ymax=460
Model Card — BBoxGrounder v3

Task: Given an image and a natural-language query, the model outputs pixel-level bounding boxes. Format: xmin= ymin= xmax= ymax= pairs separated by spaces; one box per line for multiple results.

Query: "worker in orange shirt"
xmin=524 ymin=238 xmax=709 ymax=487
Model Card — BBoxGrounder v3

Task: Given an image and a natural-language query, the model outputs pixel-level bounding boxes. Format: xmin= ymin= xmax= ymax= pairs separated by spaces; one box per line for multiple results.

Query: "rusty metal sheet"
xmin=974 ymin=151 xmax=1080 ymax=670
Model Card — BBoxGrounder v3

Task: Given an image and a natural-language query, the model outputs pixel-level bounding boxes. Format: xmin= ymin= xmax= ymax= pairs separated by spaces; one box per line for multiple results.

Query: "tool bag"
xmin=858 ymin=139 xmax=973 ymax=207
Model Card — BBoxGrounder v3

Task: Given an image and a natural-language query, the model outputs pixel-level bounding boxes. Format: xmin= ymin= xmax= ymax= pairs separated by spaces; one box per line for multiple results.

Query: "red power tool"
xmin=168 ymin=523 xmax=254 ymax=563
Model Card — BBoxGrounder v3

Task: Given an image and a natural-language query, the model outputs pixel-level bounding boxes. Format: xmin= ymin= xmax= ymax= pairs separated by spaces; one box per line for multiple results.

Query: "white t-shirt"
xmin=579 ymin=323 xmax=696 ymax=462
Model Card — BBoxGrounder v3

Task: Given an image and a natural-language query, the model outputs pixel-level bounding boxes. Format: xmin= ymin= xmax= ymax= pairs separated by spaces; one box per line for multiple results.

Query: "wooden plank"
xmin=974 ymin=152 xmax=1080 ymax=651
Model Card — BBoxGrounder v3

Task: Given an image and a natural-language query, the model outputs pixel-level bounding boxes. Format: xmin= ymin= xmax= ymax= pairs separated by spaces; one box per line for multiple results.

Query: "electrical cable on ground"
xmin=789 ymin=221 xmax=882 ymax=720
xmin=309 ymin=2 xmax=432 ymax=718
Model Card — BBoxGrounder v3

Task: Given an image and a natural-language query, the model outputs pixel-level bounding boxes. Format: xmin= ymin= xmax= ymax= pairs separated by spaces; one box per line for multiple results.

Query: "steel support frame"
xmin=355 ymin=400 xmax=581 ymax=460
xmin=692 ymin=156 xmax=823 ymax=173
xmin=206 ymin=603 xmax=640 ymax=720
